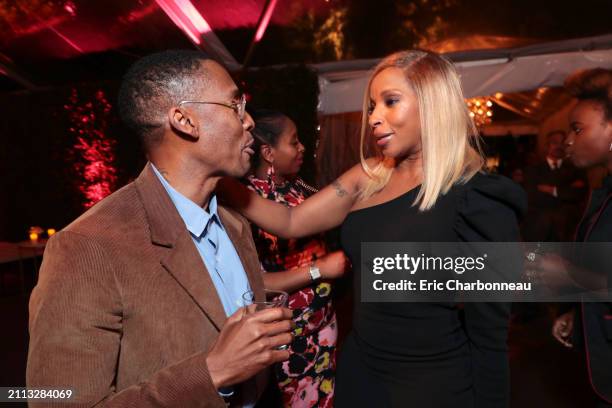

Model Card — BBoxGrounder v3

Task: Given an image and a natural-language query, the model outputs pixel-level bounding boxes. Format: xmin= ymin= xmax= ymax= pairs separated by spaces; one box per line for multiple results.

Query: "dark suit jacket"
xmin=523 ymin=160 xmax=587 ymax=241
xmin=575 ymin=177 xmax=612 ymax=403
xmin=27 ymin=163 xmax=267 ymax=407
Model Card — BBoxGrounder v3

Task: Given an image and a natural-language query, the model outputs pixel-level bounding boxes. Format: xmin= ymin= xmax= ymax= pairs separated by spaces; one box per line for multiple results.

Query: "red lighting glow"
xmin=254 ymin=0 xmax=279 ymax=42
xmin=74 ymin=136 xmax=117 ymax=208
xmin=176 ymin=0 xmax=212 ymax=34
xmin=65 ymin=89 xmax=117 ymax=208
xmin=155 ymin=0 xmax=212 ymax=45
xmin=64 ymin=1 xmax=76 ymax=16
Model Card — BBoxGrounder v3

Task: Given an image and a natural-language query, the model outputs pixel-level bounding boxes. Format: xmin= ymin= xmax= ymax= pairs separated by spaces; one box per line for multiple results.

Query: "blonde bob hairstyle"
xmin=359 ymin=50 xmax=484 ymax=211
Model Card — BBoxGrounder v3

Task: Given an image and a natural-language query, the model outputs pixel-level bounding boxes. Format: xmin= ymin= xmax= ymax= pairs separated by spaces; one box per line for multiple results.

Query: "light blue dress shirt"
xmin=152 ymin=164 xmax=251 ymax=317
xmin=152 ymin=165 xmax=256 ymax=406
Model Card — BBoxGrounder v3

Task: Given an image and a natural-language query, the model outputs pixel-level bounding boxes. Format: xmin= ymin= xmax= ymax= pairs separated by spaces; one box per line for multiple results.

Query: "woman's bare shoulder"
xmin=333 ymin=158 xmax=381 ymax=195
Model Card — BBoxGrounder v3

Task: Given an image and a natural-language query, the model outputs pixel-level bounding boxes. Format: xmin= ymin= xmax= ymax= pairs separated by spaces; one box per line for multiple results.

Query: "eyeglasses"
xmin=178 ymin=94 xmax=247 ymax=122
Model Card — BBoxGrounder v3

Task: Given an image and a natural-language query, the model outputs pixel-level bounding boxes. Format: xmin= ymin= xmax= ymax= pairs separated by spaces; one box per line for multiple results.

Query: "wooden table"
xmin=0 ymin=240 xmax=47 ymax=294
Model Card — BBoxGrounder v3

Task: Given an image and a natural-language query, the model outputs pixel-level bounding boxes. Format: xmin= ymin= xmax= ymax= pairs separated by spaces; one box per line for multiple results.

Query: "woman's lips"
xmin=376 ymin=133 xmax=393 ymax=147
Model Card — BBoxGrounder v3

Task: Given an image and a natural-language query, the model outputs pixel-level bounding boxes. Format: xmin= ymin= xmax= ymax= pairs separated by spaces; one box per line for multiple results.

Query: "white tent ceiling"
xmin=314 ymin=34 xmax=612 ymax=115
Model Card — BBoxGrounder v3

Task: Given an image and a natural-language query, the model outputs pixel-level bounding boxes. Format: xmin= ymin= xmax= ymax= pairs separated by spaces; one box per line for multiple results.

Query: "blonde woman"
xmin=220 ymin=50 xmax=525 ymax=407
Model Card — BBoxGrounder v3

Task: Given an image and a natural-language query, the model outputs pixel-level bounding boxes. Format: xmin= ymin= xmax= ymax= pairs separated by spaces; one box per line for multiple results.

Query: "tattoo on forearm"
xmin=332 ymin=180 xmax=348 ymax=197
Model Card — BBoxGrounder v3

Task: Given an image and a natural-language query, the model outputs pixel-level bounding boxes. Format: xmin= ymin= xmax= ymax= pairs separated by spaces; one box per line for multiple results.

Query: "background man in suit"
xmin=27 ymin=50 xmax=293 ymax=407
xmin=522 ymin=130 xmax=588 ymax=242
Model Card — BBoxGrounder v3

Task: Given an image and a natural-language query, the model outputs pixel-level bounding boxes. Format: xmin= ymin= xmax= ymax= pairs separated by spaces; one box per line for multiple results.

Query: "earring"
xmin=609 ymin=141 xmax=612 ymax=152
xmin=266 ymin=163 xmax=276 ymax=189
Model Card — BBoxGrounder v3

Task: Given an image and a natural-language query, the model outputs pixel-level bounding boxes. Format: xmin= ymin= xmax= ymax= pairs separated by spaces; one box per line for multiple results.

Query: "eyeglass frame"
xmin=177 ymin=94 xmax=247 ymax=122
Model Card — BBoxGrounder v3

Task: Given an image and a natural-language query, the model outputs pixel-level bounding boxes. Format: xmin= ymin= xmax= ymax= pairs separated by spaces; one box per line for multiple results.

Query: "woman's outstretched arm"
xmin=218 ymin=165 xmax=364 ymax=239
xmin=262 ymin=251 xmax=348 ymax=293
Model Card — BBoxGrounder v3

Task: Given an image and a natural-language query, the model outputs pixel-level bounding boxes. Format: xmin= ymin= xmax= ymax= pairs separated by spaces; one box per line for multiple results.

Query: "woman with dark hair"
xmin=540 ymin=68 xmax=612 ymax=406
xmin=243 ymin=110 xmax=346 ymax=408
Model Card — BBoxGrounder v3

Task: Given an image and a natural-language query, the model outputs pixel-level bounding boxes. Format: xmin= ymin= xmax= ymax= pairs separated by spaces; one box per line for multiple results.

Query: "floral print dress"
xmin=245 ymin=175 xmax=337 ymax=408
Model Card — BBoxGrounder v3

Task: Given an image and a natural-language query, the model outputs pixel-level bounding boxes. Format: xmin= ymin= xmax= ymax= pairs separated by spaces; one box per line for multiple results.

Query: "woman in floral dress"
xmin=243 ymin=110 xmax=346 ymax=407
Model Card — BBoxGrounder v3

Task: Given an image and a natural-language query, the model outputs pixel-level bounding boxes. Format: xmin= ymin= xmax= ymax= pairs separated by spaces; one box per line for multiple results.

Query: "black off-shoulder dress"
xmin=335 ymin=173 xmax=526 ymax=408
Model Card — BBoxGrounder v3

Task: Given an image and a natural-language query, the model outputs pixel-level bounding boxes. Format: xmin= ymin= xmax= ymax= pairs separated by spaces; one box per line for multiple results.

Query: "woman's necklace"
xmin=296 ymin=178 xmax=318 ymax=194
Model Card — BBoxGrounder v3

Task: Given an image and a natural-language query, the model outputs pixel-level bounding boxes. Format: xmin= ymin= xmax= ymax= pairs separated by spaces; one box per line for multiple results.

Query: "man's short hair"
xmin=117 ymin=50 xmax=212 ymax=149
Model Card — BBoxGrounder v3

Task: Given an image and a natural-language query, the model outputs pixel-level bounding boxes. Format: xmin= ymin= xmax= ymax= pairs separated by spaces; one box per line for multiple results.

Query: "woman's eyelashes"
xmin=368 ymin=95 xmax=400 ymax=114
xmin=384 ymin=97 xmax=400 ymax=107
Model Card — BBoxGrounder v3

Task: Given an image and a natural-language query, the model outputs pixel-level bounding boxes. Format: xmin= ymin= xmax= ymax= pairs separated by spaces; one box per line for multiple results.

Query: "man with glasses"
xmin=27 ymin=50 xmax=292 ymax=407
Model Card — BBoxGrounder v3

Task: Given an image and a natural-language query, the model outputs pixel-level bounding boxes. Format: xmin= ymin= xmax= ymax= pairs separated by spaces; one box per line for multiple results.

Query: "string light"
xmin=466 ymin=97 xmax=494 ymax=127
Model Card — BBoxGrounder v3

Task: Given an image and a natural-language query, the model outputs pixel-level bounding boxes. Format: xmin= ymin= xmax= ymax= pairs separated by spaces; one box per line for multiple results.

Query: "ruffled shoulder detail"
xmin=454 ymin=172 xmax=527 ymax=242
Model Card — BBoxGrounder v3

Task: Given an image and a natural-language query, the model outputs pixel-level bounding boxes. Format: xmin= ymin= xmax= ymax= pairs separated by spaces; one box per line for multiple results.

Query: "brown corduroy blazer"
xmin=27 ymin=163 xmax=266 ymax=407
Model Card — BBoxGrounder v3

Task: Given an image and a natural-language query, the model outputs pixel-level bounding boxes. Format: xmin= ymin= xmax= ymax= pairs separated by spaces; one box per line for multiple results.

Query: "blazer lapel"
xmin=135 ymin=163 xmax=227 ymax=331
xmin=216 ymin=205 xmax=270 ymax=402
xmin=218 ymin=205 xmax=265 ymax=301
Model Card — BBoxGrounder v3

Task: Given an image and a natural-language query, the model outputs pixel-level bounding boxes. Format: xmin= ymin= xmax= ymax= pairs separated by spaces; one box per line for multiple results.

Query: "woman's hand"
xmin=534 ymin=253 xmax=574 ymax=290
xmin=262 ymin=251 xmax=349 ymax=293
xmin=317 ymin=251 xmax=349 ymax=280
xmin=552 ymin=309 xmax=575 ymax=348
xmin=527 ymin=251 xmax=607 ymax=293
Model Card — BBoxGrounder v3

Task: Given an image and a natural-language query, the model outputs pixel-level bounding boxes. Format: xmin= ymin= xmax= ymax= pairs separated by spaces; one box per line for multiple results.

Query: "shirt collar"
xmin=151 ymin=163 xmax=223 ymax=238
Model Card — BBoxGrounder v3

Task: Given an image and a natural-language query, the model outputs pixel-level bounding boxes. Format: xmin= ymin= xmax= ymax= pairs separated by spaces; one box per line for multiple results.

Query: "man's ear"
xmin=261 ymin=144 xmax=274 ymax=164
xmin=168 ymin=107 xmax=199 ymax=140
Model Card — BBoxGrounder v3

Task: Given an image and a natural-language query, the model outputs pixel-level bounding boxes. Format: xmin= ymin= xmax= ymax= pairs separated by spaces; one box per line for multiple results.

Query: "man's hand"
xmin=206 ymin=306 xmax=292 ymax=389
xmin=552 ymin=310 xmax=575 ymax=348
xmin=318 ymin=251 xmax=349 ymax=280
